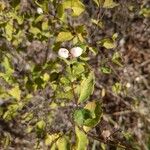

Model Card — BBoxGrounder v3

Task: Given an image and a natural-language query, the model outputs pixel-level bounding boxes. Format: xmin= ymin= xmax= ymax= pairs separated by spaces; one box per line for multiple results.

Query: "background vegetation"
xmin=0 ymin=0 xmax=150 ymax=149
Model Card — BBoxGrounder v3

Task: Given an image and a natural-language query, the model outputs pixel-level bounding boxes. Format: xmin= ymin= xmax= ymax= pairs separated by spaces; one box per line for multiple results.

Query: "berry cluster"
xmin=58 ymin=47 xmax=83 ymax=58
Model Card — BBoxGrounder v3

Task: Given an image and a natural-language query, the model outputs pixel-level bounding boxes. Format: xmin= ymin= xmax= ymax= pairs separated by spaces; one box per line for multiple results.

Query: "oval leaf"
xmin=84 ymin=101 xmax=102 ymax=127
xmin=56 ymin=31 xmax=74 ymax=42
xmin=78 ymin=72 xmax=95 ymax=103
xmin=75 ymin=126 xmax=88 ymax=150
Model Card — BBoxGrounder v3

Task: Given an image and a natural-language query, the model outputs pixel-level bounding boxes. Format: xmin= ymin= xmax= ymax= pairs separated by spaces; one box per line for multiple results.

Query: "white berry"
xmin=37 ymin=7 xmax=43 ymax=14
xmin=58 ymin=48 xmax=69 ymax=58
xmin=126 ymin=83 xmax=131 ymax=88
xmin=70 ymin=47 xmax=83 ymax=58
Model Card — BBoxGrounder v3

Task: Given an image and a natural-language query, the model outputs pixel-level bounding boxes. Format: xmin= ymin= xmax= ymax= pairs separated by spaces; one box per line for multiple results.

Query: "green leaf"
xmin=72 ymin=63 xmax=85 ymax=76
xmin=74 ymin=109 xmax=92 ymax=126
xmin=56 ymin=90 xmax=73 ymax=100
xmin=103 ymin=0 xmax=119 ymax=8
xmin=101 ymin=66 xmax=112 ymax=74
xmin=3 ymin=103 xmax=22 ymax=121
xmin=74 ymin=101 xmax=102 ymax=129
xmin=112 ymin=52 xmax=123 ymax=67
xmin=75 ymin=126 xmax=88 ymax=150
xmin=56 ymin=31 xmax=74 ymax=42
xmin=35 ymin=119 xmax=47 ymax=137
xmin=9 ymin=12 xmax=24 ymax=25
xmin=84 ymin=101 xmax=102 ymax=127
xmin=34 ymin=15 xmax=44 ymax=23
xmin=78 ymin=72 xmax=95 ymax=103
xmin=112 ymin=82 xmax=122 ymax=94
xmin=60 ymin=77 xmax=70 ymax=85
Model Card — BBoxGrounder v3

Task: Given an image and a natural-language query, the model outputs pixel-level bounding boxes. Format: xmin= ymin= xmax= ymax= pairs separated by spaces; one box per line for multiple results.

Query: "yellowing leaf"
xmin=56 ymin=31 xmax=74 ymax=42
xmin=103 ymin=0 xmax=119 ymax=8
xmin=62 ymin=0 xmax=85 ymax=17
xmin=78 ymin=72 xmax=95 ymax=103
xmin=75 ymin=126 xmax=88 ymax=150
xmin=93 ymin=0 xmax=104 ymax=6
xmin=45 ymin=133 xmax=60 ymax=146
xmin=8 ymin=85 xmax=21 ymax=101
xmin=103 ymin=40 xmax=115 ymax=49
xmin=91 ymin=19 xmax=104 ymax=28
xmin=36 ymin=120 xmax=46 ymax=130
xmin=140 ymin=8 xmax=150 ymax=18
xmin=2 ymin=56 xmax=14 ymax=76
xmin=0 ymin=1 xmax=6 ymax=11
xmin=43 ymin=73 xmax=50 ymax=81
xmin=57 ymin=136 xmax=69 ymax=150
xmin=42 ymin=20 xmax=49 ymax=31
xmin=29 ymin=26 xmax=41 ymax=35
xmin=92 ymin=0 xmax=100 ymax=6
xmin=5 ymin=20 xmax=13 ymax=41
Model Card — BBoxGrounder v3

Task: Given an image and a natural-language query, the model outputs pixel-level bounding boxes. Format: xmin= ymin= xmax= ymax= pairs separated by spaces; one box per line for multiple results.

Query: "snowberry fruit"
xmin=70 ymin=47 xmax=83 ymax=57
xmin=58 ymin=48 xmax=69 ymax=58
xmin=37 ymin=7 xmax=43 ymax=14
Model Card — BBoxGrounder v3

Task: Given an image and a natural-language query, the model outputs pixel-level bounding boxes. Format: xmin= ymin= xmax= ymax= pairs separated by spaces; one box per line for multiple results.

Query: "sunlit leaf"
xmin=5 ymin=20 xmax=13 ymax=41
xmin=8 ymin=85 xmax=21 ymax=101
xmin=29 ymin=26 xmax=41 ymax=36
xmin=36 ymin=120 xmax=46 ymax=130
xmin=62 ymin=0 xmax=85 ymax=17
xmin=57 ymin=136 xmax=70 ymax=150
xmin=45 ymin=133 xmax=60 ymax=146
xmin=75 ymin=126 xmax=88 ymax=150
xmin=42 ymin=20 xmax=49 ymax=31
xmin=78 ymin=72 xmax=95 ymax=103
xmin=56 ymin=31 xmax=74 ymax=42
xmin=43 ymin=73 xmax=50 ymax=82
xmin=103 ymin=40 xmax=115 ymax=49
xmin=72 ymin=63 xmax=85 ymax=76
xmin=2 ymin=56 xmax=14 ymax=77
xmin=103 ymin=0 xmax=119 ymax=8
